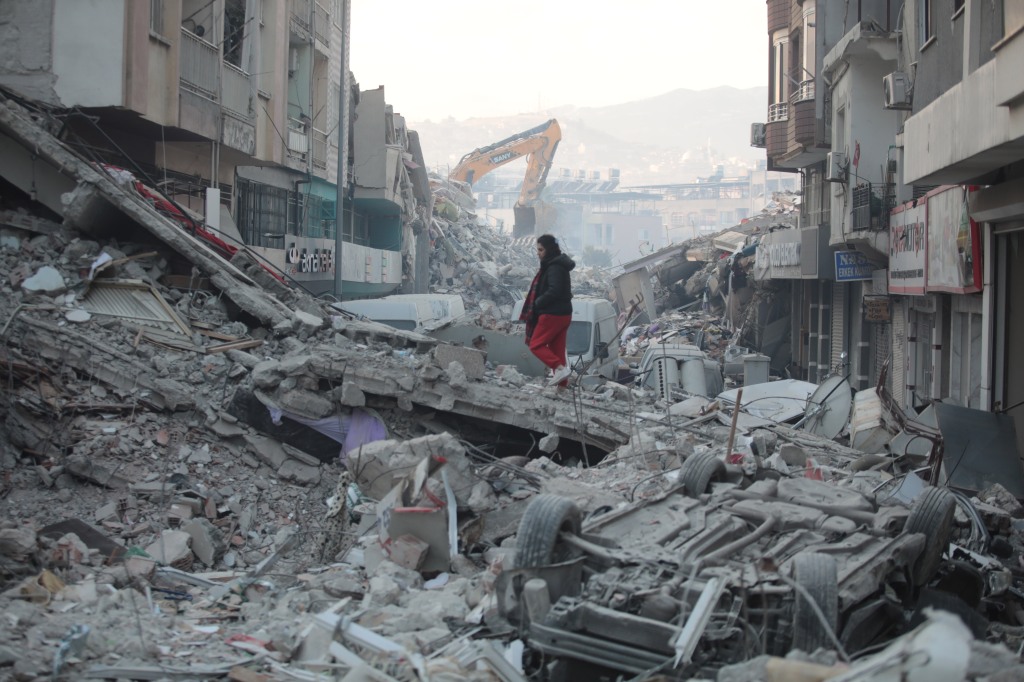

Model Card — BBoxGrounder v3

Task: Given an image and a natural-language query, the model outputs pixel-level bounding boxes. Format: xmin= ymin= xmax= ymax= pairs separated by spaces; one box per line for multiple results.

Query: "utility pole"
xmin=334 ymin=0 xmax=350 ymax=299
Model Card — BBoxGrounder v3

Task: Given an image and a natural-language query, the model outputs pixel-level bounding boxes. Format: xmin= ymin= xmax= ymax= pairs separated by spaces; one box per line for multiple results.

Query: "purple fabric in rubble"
xmin=343 ymin=408 xmax=388 ymax=459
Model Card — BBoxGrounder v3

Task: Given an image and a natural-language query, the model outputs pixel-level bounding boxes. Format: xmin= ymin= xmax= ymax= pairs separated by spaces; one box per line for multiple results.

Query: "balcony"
xmin=314 ymin=1 xmax=330 ymax=45
xmin=221 ymin=62 xmax=252 ymax=118
xmin=291 ymin=0 xmax=311 ymax=32
xmin=180 ymin=28 xmax=218 ymax=100
xmin=851 ymin=183 xmax=893 ymax=231
xmin=791 ymin=79 xmax=814 ymax=103
xmin=287 ymin=117 xmax=309 ymax=155
xmin=312 ymin=127 xmax=328 ymax=170
xmin=767 ymin=0 xmax=789 ymax=33
xmin=768 ymin=102 xmax=789 ymax=123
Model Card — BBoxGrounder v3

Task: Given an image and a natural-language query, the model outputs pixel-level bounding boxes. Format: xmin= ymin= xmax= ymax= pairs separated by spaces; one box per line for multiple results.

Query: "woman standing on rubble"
xmin=520 ymin=234 xmax=576 ymax=387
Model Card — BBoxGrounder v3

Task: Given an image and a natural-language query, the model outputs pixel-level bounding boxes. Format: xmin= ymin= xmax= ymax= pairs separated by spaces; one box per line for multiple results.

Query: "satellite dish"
xmin=801 ymin=374 xmax=853 ymax=439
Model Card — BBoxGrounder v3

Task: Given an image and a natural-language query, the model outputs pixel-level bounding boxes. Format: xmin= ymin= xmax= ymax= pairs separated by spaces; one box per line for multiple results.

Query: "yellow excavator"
xmin=449 ymin=119 xmax=561 ymax=237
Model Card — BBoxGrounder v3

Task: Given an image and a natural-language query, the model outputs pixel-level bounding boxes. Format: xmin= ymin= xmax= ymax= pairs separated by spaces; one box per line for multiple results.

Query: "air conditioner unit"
xmin=750 ymin=122 xmax=767 ymax=148
xmin=883 ymin=72 xmax=912 ymax=110
xmin=826 ymin=152 xmax=847 ymax=183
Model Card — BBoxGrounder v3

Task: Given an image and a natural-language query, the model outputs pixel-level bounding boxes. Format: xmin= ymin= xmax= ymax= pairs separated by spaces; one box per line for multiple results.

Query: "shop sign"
xmin=889 ymin=200 xmax=926 ymax=294
xmin=286 ymin=243 xmax=335 ymax=274
xmin=835 ymin=250 xmax=875 ymax=281
xmin=863 ymin=295 xmax=891 ymax=322
xmin=926 ymin=186 xmax=981 ymax=294
xmin=753 ymin=230 xmax=802 ymax=280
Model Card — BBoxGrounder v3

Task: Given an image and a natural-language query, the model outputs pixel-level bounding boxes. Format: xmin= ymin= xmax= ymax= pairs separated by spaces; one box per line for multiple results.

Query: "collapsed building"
xmin=2 ymin=80 xmax=1024 ymax=681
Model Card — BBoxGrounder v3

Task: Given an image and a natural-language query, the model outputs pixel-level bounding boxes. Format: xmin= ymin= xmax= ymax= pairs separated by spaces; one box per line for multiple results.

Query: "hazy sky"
xmin=351 ymin=1 xmax=768 ymax=122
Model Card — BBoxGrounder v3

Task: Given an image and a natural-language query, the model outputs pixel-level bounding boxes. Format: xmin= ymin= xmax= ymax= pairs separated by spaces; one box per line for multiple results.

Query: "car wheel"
xmin=515 ymin=494 xmax=582 ymax=568
xmin=909 ymin=588 xmax=988 ymax=639
xmin=904 ymin=487 xmax=955 ymax=587
xmin=680 ymin=452 xmax=726 ymax=497
xmin=791 ymin=553 xmax=840 ymax=653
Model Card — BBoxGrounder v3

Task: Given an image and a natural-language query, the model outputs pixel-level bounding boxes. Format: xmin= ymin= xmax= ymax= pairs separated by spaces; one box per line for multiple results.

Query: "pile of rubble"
xmin=2 ymin=94 xmax=1024 ymax=682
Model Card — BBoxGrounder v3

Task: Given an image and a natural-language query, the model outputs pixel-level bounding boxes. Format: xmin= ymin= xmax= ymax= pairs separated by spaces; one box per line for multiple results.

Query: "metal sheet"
xmin=81 ymin=280 xmax=190 ymax=335
xmin=717 ymin=379 xmax=817 ymax=428
xmin=934 ymin=403 xmax=1024 ymax=498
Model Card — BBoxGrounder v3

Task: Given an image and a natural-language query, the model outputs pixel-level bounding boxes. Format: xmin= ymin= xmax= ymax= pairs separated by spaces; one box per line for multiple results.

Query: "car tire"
xmin=791 ymin=553 xmax=840 ymax=654
xmin=515 ymin=494 xmax=582 ymax=568
xmin=904 ymin=486 xmax=956 ymax=586
xmin=680 ymin=452 xmax=726 ymax=497
xmin=909 ymin=588 xmax=988 ymax=639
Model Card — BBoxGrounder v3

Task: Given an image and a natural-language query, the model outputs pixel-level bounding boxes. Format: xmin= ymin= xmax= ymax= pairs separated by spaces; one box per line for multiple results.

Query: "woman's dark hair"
xmin=536 ymin=234 xmax=561 ymax=256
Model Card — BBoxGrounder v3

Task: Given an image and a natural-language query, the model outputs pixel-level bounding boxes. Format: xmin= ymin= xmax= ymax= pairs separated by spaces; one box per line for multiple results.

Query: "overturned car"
xmin=499 ymin=452 xmax=958 ymax=680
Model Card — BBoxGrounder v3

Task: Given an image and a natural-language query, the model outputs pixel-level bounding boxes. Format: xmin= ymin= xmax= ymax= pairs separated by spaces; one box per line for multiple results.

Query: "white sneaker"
xmin=548 ymin=365 xmax=572 ymax=386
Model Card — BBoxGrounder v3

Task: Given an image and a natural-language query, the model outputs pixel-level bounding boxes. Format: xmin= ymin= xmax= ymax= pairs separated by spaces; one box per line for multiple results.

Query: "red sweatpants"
xmin=528 ymin=314 xmax=572 ymax=371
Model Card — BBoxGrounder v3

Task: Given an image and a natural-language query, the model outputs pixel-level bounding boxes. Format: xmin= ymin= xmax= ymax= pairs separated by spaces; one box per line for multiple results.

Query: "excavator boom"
xmin=449 ymin=119 xmax=561 ymax=236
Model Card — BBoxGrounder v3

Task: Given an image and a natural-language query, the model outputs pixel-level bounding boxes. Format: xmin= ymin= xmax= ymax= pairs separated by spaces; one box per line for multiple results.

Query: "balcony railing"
xmin=852 ymin=183 xmax=892 ymax=231
xmin=314 ymin=1 xmax=330 ymax=44
xmin=312 ymin=127 xmax=328 ymax=169
xmin=287 ymin=117 xmax=309 ymax=155
xmin=768 ymin=102 xmax=789 ymax=123
xmin=791 ymin=79 xmax=815 ymax=103
xmin=291 ymin=0 xmax=311 ymax=30
xmin=180 ymin=28 xmax=219 ymax=100
xmin=221 ymin=62 xmax=252 ymax=117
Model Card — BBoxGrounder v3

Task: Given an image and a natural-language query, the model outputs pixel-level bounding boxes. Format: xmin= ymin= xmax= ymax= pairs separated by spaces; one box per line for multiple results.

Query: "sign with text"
xmin=888 ymin=200 xmax=927 ymax=294
xmin=863 ymin=296 xmax=891 ymax=322
xmin=926 ymin=186 xmax=981 ymax=294
xmin=753 ymin=230 xmax=802 ymax=280
xmin=834 ymin=250 xmax=875 ymax=281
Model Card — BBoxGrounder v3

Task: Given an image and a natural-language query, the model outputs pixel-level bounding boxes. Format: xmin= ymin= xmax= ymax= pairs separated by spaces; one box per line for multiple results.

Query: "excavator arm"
xmin=449 ymin=119 xmax=561 ymax=234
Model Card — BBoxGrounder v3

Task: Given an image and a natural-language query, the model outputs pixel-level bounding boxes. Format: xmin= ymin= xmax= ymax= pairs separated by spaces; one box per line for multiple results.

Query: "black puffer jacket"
xmin=532 ymin=253 xmax=576 ymax=316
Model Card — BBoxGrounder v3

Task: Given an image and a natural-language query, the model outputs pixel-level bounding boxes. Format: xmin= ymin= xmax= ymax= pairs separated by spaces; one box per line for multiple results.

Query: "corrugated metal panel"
xmin=831 ymin=282 xmax=846 ymax=374
xmin=892 ymin=301 xmax=906 ymax=407
xmin=81 ymin=281 xmax=190 ymax=335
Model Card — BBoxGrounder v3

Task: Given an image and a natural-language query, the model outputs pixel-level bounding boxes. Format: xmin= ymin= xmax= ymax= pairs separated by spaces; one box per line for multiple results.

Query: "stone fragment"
xmin=277 ymin=459 xmax=321 ymax=485
xmin=293 ymin=309 xmax=324 ymax=337
xmin=21 ymin=266 xmax=65 ymax=295
xmin=124 ymin=556 xmax=156 ymax=580
xmin=252 ymin=360 xmax=284 ymax=389
xmin=434 ymin=344 xmax=485 ymax=380
xmin=183 ymin=518 xmax=226 ymax=566
xmin=144 ymin=530 xmax=192 ymax=565
xmin=539 ymin=434 xmax=559 ymax=453
xmin=244 ymin=434 xmax=289 ymax=469
xmin=64 ymin=308 xmax=91 ymax=323
xmin=388 ymin=534 xmax=429 ymax=570
xmin=281 ymin=443 xmax=322 ymax=467
xmin=778 ymin=443 xmax=807 ymax=467
xmin=278 ymin=389 xmax=334 ymax=419
xmin=278 ymin=354 xmax=313 ymax=376
xmin=337 ymin=382 xmax=365 ymax=407
xmin=446 ymin=361 xmax=468 ymax=389
xmin=0 ymin=527 xmax=37 ymax=562
xmin=66 ymin=456 xmax=130 ymax=490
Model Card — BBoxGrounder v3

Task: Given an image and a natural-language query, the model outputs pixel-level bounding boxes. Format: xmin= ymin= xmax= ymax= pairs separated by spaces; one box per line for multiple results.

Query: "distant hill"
xmin=409 ymin=86 xmax=768 ymax=186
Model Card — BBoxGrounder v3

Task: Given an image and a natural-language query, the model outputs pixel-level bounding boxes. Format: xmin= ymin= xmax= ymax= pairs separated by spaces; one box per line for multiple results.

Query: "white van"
xmin=332 ymin=294 xmax=466 ymax=332
xmin=512 ymin=297 xmax=621 ymax=381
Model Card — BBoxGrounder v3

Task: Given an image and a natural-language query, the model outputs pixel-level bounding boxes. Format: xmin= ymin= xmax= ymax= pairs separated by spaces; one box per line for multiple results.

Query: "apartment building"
xmin=896 ymin=1 xmax=1024 ymax=454
xmin=0 ymin=0 xmax=427 ymax=298
xmin=755 ymin=0 xmax=902 ymax=387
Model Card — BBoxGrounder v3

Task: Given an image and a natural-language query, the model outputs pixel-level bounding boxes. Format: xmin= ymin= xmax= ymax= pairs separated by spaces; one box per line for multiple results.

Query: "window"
xmin=952 ymin=0 xmax=965 ymax=17
xmin=149 ymin=0 xmax=164 ymax=36
xmin=771 ymin=30 xmax=790 ymax=106
xmin=918 ymin=0 xmax=934 ymax=48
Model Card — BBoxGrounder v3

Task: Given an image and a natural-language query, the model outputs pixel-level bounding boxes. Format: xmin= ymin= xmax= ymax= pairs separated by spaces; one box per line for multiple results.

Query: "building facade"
xmin=0 ymin=0 xmax=427 ymax=298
